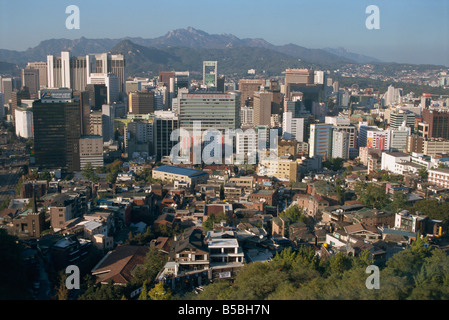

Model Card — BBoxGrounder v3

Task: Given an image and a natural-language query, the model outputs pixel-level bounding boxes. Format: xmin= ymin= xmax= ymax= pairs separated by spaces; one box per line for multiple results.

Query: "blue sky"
xmin=0 ymin=0 xmax=448 ymax=66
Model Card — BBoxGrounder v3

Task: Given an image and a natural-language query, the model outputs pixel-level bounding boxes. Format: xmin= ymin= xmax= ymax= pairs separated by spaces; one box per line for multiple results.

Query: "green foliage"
xmin=411 ymin=199 xmax=449 ymax=225
xmin=148 ymin=282 xmax=172 ymax=300
xmin=82 ymin=162 xmax=99 ymax=183
xmin=355 ymin=182 xmax=391 ymax=209
xmin=196 ymin=237 xmax=449 ymax=300
xmin=202 ymin=212 xmax=229 ymax=231
xmin=323 ymin=158 xmax=345 ymax=171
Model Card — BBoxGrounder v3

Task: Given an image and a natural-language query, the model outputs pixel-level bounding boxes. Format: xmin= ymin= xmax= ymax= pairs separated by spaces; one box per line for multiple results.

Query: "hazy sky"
xmin=1 ymin=0 xmax=448 ymax=66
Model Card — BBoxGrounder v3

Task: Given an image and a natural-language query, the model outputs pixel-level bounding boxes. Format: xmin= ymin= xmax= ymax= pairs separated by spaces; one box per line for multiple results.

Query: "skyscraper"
xmin=32 ymin=89 xmax=82 ymax=171
xmin=128 ymin=91 xmax=154 ymax=115
xmin=178 ymin=92 xmax=240 ymax=131
xmin=21 ymin=68 xmax=40 ymax=96
xmin=309 ymin=123 xmax=332 ymax=160
xmin=26 ymin=62 xmax=47 ymax=90
xmin=238 ymin=79 xmax=265 ymax=108
xmin=203 ymin=61 xmax=218 ymax=88
xmin=253 ymin=91 xmax=272 ymax=126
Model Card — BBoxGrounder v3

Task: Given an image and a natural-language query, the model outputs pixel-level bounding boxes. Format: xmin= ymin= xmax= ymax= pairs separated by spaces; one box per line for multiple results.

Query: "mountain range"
xmin=0 ymin=27 xmax=405 ymax=78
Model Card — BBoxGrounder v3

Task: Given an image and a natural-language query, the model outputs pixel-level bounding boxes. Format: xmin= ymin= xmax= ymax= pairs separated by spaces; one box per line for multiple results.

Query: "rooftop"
xmin=153 ymin=165 xmax=208 ymax=178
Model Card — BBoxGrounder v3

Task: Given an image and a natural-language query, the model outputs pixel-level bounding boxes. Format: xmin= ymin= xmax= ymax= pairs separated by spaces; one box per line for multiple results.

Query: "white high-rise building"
xmin=88 ymin=73 xmax=119 ymax=104
xmin=332 ymin=130 xmax=350 ymax=159
xmin=14 ymin=107 xmax=33 ymax=139
xmin=389 ymin=121 xmax=411 ymax=152
xmin=282 ymin=112 xmax=304 ymax=142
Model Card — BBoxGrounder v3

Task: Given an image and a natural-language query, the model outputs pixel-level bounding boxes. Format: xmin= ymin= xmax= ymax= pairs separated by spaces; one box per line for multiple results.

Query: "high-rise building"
xmin=238 ymin=79 xmax=265 ymax=108
xmin=26 ymin=62 xmax=47 ymax=90
xmin=203 ymin=61 xmax=218 ymax=88
xmin=32 ymin=89 xmax=82 ymax=171
xmin=85 ymin=84 xmax=107 ymax=110
xmin=284 ymin=68 xmax=325 ymax=112
xmin=332 ymin=130 xmax=350 ymax=159
xmin=178 ymin=92 xmax=240 ymax=131
xmin=0 ymin=76 xmax=13 ymax=106
xmin=253 ymin=91 xmax=272 ymax=126
xmin=153 ymin=110 xmax=178 ymax=161
xmin=14 ymin=107 xmax=33 ymax=139
xmin=421 ymin=108 xmax=449 ymax=139
xmin=282 ymin=112 xmax=304 ymax=142
xmin=128 ymin=91 xmax=154 ymax=115
xmin=389 ymin=123 xmax=411 ymax=152
xmin=240 ymin=106 xmax=254 ymax=126
xmin=87 ymin=73 xmax=120 ymax=104
xmin=21 ymin=68 xmax=40 ymax=96
xmin=309 ymin=123 xmax=332 ymax=160
xmin=79 ymin=135 xmax=104 ymax=169
xmin=389 ymin=110 xmax=416 ymax=131
xmin=48 ymin=52 xmax=125 ymax=93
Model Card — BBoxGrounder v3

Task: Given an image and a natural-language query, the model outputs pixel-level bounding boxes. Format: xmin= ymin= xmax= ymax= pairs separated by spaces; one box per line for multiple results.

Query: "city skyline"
xmin=0 ymin=0 xmax=448 ymax=66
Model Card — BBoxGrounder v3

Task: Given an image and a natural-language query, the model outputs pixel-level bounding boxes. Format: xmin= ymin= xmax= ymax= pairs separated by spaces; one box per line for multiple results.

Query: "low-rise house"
xmin=91 ymin=245 xmax=149 ymax=285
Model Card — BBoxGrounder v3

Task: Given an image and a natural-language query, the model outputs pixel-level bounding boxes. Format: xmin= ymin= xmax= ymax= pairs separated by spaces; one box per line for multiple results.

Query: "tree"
xmin=138 ymin=281 xmax=148 ymax=300
xmin=389 ymin=192 xmax=409 ymax=213
xmin=148 ymin=282 xmax=172 ymax=300
xmin=418 ymin=167 xmax=428 ymax=179
xmin=280 ymin=204 xmax=304 ymax=223
xmin=82 ymin=162 xmax=99 ymax=183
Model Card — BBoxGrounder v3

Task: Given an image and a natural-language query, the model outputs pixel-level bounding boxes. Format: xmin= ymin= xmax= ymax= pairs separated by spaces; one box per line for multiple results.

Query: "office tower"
xmin=282 ymin=112 xmax=304 ymax=142
xmin=102 ymin=104 xmax=116 ymax=142
xmin=87 ymin=73 xmax=119 ymax=104
xmin=332 ymin=130 xmax=350 ymax=159
xmin=240 ymin=106 xmax=254 ymax=126
xmin=0 ymin=76 xmax=13 ymax=106
xmin=153 ymin=110 xmax=178 ymax=161
xmin=366 ymin=130 xmax=390 ymax=151
xmin=178 ymin=92 xmax=240 ymax=131
xmin=268 ymin=79 xmax=282 ymax=115
xmin=383 ymin=85 xmax=403 ymax=106
xmin=128 ymin=91 xmax=154 ymax=115
xmin=217 ymin=75 xmax=225 ymax=93
xmin=21 ymin=68 xmax=40 ymax=96
xmin=124 ymin=120 xmax=154 ymax=156
xmin=89 ymin=111 xmax=103 ymax=136
xmin=159 ymin=71 xmax=175 ymax=86
xmin=309 ymin=123 xmax=332 ymax=160
xmin=235 ymin=129 xmax=259 ymax=164
xmin=153 ymin=91 xmax=164 ymax=111
xmin=85 ymin=84 xmax=107 ymax=110
xmin=32 ymin=88 xmax=82 ymax=171
xmin=125 ymin=81 xmax=141 ymax=94
xmin=253 ymin=91 xmax=272 ymax=126
xmin=358 ymin=124 xmax=380 ymax=148
xmin=203 ymin=61 xmax=218 ymax=88
xmin=91 ymin=53 xmax=125 ymax=93
xmin=47 ymin=55 xmax=62 ymax=88
xmin=389 ymin=122 xmax=411 ymax=152
xmin=389 ymin=109 xmax=416 ymax=131
xmin=10 ymin=87 xmax=30 ymax=122
xmin=48 ymin=52 xmax=125 ymax=93
xmin=284 ymin=68 xmax=325 ymax=112
xmin=14 ymin=107 xmax=33 ymax=139
xmin=174 ymin=71 xmax=190 ymax=93
xmin=79 ymin=135 xmax=104 ymax=169
xmin=73 ymin=91 xmax=91 ymax=136
xmin=421 ymin=108 xmax=449 ymax=139
xmin=26 ymin=62 xmax=47 ymax=89
xmin=0 ymin=93 xmax=4 ymax=118
xmin=238 ymin=79 xmax=265 ymax=107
